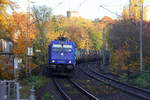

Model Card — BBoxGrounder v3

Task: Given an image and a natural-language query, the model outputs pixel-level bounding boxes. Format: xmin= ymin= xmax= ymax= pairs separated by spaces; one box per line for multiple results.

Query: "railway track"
xmin=53 ymin=77 xmax=99 ymax=100
xmin=79 ymin=64 xmax=150 ymax=100
xmin=53 ymin=78 xmax=71 ymax=100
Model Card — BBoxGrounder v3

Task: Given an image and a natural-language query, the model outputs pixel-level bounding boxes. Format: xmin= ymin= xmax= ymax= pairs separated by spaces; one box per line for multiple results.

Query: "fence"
xmin=0 ymin=80 xmax=35 ymax=100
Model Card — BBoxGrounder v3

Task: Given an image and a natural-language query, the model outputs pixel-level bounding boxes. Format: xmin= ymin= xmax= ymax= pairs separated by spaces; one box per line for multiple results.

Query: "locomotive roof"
xmin=57 ymin=37 xmax=69 ymax=41
xmin=49 ymin=40 xmax=76 ymax=46
xmin=51 ymin=40 xmax=75 ymax=43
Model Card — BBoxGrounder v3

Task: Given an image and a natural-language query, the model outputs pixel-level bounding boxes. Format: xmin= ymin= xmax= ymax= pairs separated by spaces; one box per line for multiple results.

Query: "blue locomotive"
xmin=48 ymin=37 xmax=76 ymax=74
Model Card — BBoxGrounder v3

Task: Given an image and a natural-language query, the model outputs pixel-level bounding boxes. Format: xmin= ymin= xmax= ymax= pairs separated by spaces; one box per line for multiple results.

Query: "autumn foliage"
xmin=1 ymin=0 xmax=150 ymax=80
xmin=12 ymin=12 xmax=36 ymax=55
xmin=109 ymin=19 xmax=150 ymax=73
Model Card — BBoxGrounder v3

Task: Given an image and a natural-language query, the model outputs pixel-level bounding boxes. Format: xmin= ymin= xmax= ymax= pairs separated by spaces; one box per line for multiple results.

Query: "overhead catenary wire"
xmin=99 ymin=5 xmax=122 ymax=17
xmin=52 ymin=2 xmax=63 ymax=11
xmin=75 ymin=0 xmax=88 ymax=11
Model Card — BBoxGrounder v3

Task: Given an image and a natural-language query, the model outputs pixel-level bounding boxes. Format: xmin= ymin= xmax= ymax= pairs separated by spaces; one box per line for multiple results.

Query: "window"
xmin=52 ymin=44 xmax=62 ymax=48
xmin=63 ymin=45 xmax=72 ymax=48
xmin=52 ymin=44 xmax=73 ymax=52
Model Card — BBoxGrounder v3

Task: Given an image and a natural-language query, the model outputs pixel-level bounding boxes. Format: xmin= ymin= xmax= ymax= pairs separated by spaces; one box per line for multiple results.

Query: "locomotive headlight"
xmin=69 ymin=61 xmax=71 ymax=63
xmin=52 ymin=60 xmax=55 ymax=63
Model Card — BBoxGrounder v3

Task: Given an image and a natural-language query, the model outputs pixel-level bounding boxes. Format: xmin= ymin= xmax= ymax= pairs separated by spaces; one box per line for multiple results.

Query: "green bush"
xmin=42 ymin=92 xmax=54 ymax=100
xmin=20 ymin=75 xmax=49 ymax=99
xmin=131 ymin=73 xmax=150 ymax=89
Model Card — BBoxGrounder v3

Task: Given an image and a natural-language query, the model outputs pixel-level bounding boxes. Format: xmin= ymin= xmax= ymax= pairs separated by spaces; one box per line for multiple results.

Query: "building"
xmin=67 ymin=11 xmax=80 ymax=18
xmin=0 ymin=38 xmax=13 ymax=53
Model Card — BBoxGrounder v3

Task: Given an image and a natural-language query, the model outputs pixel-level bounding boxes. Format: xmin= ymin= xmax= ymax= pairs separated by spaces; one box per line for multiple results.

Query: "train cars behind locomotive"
xmin=76 ymin=49 xmax=102 ymax=63
xmin=76 ymin=49 xmax=110 ymax=65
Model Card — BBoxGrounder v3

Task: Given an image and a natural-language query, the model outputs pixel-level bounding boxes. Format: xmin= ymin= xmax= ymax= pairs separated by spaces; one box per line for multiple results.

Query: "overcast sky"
xmin=12 ymin=0 xmax=150 ymax=20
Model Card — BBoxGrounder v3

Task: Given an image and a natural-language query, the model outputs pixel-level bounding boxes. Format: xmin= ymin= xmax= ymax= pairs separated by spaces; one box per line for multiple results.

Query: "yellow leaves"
xmin=29 ymin=33 xmax=36 ymax=40
xmin=0 ymin=0 xmax=16 ymax=38
xmin=48 ymin=16 xmax=103 ymax=50
xmin=46 ymin=31 xmax=61 ymax=41
xmin=70 ymin=17 xmax=93 ymax=28
xmin=122 ymin=7 xmax=129 ymax=20
xmin=78 ymin=39 xmax=90 ymax=49
xmin=0 ymin=14 xmax=7 ymax=25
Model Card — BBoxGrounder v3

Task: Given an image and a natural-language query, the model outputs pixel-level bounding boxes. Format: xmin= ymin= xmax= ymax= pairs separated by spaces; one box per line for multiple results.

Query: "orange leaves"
xmin=11 ymin=12 xmax=36 ymax=55
xmin=13 ymin=33 xmax=27 ymax=55
xmin=0 ymin=0 xmax=9 ymax=4
xmin=12 ymin=12 xmax=36 ymax=41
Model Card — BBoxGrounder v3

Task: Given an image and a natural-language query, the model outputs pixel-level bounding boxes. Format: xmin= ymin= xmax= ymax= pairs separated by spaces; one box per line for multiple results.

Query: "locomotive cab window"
xmin=52 ymin=44 xmax=62 ymax=52
xmin=62 ymin=45 xmax=72 ymax=52
xmin=52 ymin=44 xmax=62 ymax=48
xmin=52 ymin=44 xmax=73 ymax=52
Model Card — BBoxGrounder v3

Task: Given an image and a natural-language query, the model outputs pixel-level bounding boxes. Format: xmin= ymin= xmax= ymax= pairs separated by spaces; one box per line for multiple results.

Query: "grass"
xmin=42 ymin=92 xmax=54 ymax=100
xmin=84 ymin=83 xmax=118 ymax=94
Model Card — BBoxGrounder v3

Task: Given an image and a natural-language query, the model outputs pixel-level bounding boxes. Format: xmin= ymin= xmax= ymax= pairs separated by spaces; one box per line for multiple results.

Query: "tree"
xmin=0 ymin=0 xmax=15 ymax=38
xmin=32 ymin=5 xmax=52 ymax=65
xmin=108 ymin=17 xmax=150 ymax=72
xmin=47 ymin=16 xmax=104 ymax=50
xmin=122 ymin=0 xmax=147 ymax=21
xmin=12 ymin=12 xmax=36 ymax=55
xmin=108 ymin=0 xmax=149 ymax=73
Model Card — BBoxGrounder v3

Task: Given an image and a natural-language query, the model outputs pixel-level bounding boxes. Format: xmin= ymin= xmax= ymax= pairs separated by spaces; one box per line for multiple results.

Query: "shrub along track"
xmin=79 ymin=63 xmax=150 ymax=100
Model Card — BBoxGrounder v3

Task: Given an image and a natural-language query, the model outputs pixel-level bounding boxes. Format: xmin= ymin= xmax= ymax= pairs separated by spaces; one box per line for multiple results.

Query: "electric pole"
xmin=26 ymin=0 xmax=30 ymax=74
xmin=129 ymin=0 xmax=131 ymax=19
xmin=102 ymin=23 xmax=106 ymax=66
xmin=140 ymin=1 xmax=143 ymax=71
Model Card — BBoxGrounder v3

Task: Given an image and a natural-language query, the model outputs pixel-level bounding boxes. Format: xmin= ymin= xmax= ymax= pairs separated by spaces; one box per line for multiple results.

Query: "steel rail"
xmin=69 ymin=79 xmax=99 ymax=100
xmin=89 ymin=66 xmax=150 ymax=94
xmin=79 ymin=66 xmax=150 ymax=100
xmin=53 ymin=78 xmax=72 ymax=100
